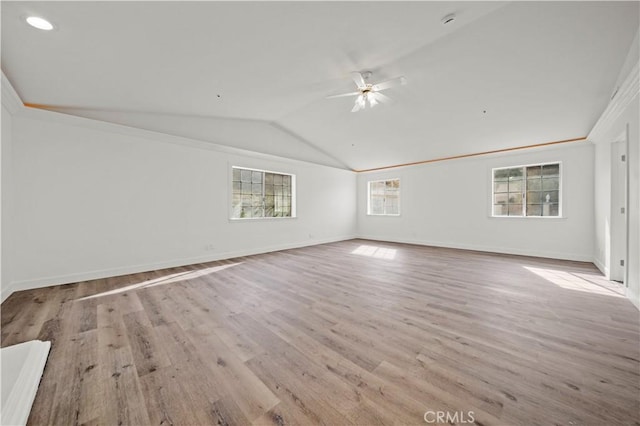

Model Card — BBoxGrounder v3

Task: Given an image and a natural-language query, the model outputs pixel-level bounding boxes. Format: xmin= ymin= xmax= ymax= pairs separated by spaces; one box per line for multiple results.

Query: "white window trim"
xmin=367 ymin=178 xmax=401 ymax=216
xmin=230 ymin=166 xmax=297 ymax=221
xmin=490 ymin=161 xmax=563 ymax=219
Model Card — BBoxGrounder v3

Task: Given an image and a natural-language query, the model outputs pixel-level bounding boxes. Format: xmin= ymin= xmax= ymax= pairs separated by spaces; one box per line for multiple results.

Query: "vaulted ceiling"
xmin=2 ymin=1 xmax=638 ymax=170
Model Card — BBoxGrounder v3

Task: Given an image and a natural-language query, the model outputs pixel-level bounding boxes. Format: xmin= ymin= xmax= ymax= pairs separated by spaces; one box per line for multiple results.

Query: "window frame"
xmin=230 ymin=166 xmax=297 ymax=220
xmin=367 ymin=178 xmax=401 ymax=216
xmin=491 ymin=161 xmax=563 ymax=218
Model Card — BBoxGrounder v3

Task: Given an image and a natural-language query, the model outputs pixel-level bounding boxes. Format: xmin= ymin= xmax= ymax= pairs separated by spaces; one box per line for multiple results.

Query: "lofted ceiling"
xmin=2 ymin=1 xmax=638 ymax=171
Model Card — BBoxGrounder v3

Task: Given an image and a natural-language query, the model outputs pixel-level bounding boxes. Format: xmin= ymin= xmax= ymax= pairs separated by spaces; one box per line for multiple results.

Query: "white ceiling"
xmin=2 ymin=1 xmax=638 ymax=170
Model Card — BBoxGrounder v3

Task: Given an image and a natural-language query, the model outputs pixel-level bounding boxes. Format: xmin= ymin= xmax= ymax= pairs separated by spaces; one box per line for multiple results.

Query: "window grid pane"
xmin=493 ymin=204 xmax=507 ymax=216
xmin=232 ymin=168 xmax=293 ymax=219
xmin=370 ymin=195 xmax=384 ymax=214
xmin=543 ymin=164 xmax=560 ymax=177
xmin=527 ymin=204 xmax=542 ymax=216
xmin=494 ymin=182 xmax=508 ymax=193
xmin=494 ymin=193 xmax=508 ymax=204
xmin=368 ymin=179 xmax=400 ymax=215
xmin=493 ymin=163 xmax=560 ymax=217
xmin=508 ymin=204 xmax=523 ymax=216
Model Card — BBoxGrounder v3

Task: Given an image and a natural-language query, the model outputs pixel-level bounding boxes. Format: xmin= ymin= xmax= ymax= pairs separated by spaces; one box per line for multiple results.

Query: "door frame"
xmin=610 ymin=127 xmax=629 ymax=285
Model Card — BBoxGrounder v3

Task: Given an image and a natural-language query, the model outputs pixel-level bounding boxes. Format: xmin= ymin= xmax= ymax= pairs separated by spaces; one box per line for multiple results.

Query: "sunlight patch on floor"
xmin=351 ymin=245 xmax=397 ymax=260
xmin=524 ymin=266 xmax=624 ymax=297
xmin=78 ymin=263 xmax=242 ymax=300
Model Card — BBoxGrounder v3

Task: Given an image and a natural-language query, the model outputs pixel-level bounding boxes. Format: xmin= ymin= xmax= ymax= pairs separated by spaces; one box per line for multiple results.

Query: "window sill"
xmin=489 ymin=215 xmax=566 ymax=220
xmin=229 ymin=216 xmax=297 ymax=222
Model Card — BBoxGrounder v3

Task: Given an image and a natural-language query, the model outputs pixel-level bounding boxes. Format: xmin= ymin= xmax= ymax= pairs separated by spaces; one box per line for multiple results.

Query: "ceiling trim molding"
xmin=1 ymin=72 xmax=24 ymax=114
xmin=355 ymin=137 xmax=588 ymax=173
xmin=588 ymin=60 xmax=639 ymax=143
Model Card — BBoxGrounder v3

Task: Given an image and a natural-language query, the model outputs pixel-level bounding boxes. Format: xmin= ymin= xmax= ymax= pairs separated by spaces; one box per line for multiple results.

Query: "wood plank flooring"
xmin=2 ymin=239 xmax=639 ymax=425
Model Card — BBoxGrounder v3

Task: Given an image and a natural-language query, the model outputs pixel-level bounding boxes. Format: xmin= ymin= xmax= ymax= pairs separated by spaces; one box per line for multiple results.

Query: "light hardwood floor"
xmin=2 ymin=239 xmax=639 ymax=425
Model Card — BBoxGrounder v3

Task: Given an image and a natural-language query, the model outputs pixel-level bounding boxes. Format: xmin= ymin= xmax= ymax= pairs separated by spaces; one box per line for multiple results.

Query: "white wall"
xmin=357 ymin=142 xmax=595 ymax=261
xmin=4 ymin=108 xmax=356 ymax=299
xmin=1 ymin=103 xmax=15 ymax=299
xmin=630 ymin=99 xmax=640 ymax=310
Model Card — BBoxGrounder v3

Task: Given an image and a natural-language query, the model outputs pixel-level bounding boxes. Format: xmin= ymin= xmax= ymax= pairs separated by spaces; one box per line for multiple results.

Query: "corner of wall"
xmin=593 ymin=256 xmax=609 ymax=278
xmin=588 ymin=62 xmax=639 ymax=143
xmin=626 ymin=288 xmax=640 ymax=310
xmin=1 ymin=72 xmax=22 ymax=304
xmin=1 ymin=72 xmax=24 ymax=115
xmin=1 ymin=283 xmax=16 ymax=304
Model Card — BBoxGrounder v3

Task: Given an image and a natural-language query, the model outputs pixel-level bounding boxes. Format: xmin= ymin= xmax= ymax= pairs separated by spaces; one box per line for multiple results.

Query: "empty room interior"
xmin=1 ymin=1 xmax=640 ymax=425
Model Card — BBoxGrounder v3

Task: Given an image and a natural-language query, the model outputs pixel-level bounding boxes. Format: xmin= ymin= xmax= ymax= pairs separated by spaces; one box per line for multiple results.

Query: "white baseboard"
xmin=1 ymin=284 xmax=17 ymax=304
xmin=355 ymin=235 xmax=594 ymax=262
xmin=1 ymin=340 xmax=51 ymax=426
xmin=593 ymin=257 xmax=610 ymax=278
xmin=0 ymin=235 xmax=355 ymax=303
xmin=626 ymin=288 xmax=640 ymax=310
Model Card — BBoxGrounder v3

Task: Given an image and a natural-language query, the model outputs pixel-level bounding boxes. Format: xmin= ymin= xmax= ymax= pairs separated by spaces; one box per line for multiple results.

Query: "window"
xmin=492 ymin=163 xmax=560 ymax=217
xmin=368 ymin=178 xmax=400 ymax=215
xmin=231 ymin=167 xmax=295 ymax=219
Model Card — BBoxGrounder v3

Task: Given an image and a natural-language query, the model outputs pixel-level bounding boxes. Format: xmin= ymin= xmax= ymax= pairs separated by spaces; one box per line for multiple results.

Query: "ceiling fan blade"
xmin=371 ymin=76 xmax=407 ymax=92
xmin=368 ymin=94 xmax=379 ymax=108
xmin=326 ymin=91 xmax=361 ymax=99
xmin=351 ymin=72 xmax=367 ymax=89
xmin=351 ymin=95 xmax=365 ymax=112
xmin=371 ymin=92 xmax=393 ymax=104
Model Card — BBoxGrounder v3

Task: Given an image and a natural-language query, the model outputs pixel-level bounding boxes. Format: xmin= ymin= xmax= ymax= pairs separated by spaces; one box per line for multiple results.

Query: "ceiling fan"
xmin=326 ymin=71 xmax=407 ymax=112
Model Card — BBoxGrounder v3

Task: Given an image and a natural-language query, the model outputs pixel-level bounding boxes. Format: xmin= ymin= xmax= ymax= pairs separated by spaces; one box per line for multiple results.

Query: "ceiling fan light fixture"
xmin=331 ymin=71 xmax=407 ymax=112
xmin=26 ymin=16 xmax=54 ymax=30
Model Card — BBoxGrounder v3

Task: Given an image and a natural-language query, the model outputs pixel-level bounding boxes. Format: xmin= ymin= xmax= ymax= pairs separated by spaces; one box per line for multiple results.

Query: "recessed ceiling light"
xmin=441 ymin=14 xmax=456 ymax=25
xmin=26 ymin=16 xmax=54 ymax=31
